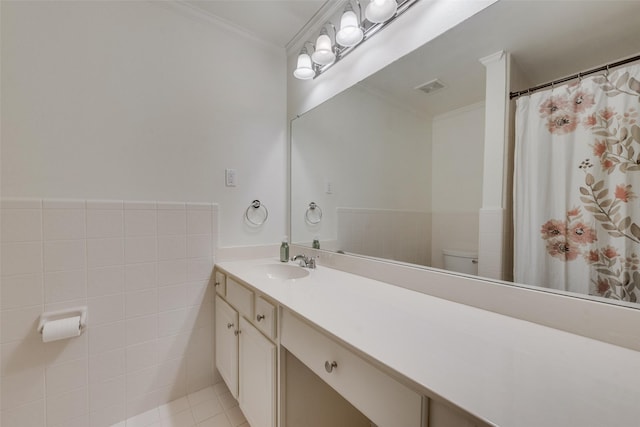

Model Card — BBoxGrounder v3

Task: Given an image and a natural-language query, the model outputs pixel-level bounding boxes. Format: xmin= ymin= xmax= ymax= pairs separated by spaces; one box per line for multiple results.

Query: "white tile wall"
xmin=0 ymin=198 xmax=218 ymax=427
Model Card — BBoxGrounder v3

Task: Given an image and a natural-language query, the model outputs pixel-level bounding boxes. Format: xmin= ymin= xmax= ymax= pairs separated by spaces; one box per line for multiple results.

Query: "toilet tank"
xmin=442 ymin=249 xmax=478 ymax=275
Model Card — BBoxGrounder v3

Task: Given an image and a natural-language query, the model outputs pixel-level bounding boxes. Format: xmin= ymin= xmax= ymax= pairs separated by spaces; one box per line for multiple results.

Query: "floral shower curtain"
xmin=514 ymin=63 xmax=640 ymax=303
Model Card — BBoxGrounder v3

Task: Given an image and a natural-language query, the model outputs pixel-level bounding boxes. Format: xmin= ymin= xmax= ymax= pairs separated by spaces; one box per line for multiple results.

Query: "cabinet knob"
xmin=256 ymin=314 xmax=265 ymax=322
xmin=215 ymin=281 xmax=221 ymax=287
xmin=227 ymin=323 xmax=234 ymax=329
xmin=234 ymin=330 xmax=241 ymax=336
xmin=324 ymin=361 xmax=337 ymax=373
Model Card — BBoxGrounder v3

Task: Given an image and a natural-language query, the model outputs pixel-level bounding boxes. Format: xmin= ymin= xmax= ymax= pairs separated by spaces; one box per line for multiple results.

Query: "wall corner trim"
xmin=479 ymin=50 xmax=506 ymax=66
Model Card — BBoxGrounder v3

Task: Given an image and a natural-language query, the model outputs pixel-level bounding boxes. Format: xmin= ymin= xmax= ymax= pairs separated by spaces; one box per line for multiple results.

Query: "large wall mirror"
xmin=291 ymin=0 xmax=640 ymax=307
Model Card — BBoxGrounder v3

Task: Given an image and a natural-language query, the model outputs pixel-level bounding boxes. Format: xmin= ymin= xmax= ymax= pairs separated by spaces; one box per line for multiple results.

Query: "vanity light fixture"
xmin=311 ymin=26 xmax=337 ymax=65
xmin=336 ymin=3 xmax=364 ymax=47
xmin=293 ymin=0 xmax=419 ymax=80
xmin=365 ymin=0 xmax=397 ymax=23
xmin=293 ymin=47 xmax=315 ymax=80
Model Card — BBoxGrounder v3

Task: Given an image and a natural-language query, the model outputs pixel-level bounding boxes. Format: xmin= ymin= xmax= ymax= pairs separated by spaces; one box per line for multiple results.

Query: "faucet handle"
xmin=291 ymin=254 xmax=308 ymax=267
xmin=291 ymin=254 xmax=317 ymax=268
xmin=308 ymin=256 xmax=317 ymax=269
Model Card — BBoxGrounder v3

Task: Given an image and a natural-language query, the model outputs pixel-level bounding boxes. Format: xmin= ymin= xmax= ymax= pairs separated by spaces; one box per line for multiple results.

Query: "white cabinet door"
xmin=239 ymin=317 xmax=277 ymax=427
xmin=216 ymin=297 xmax=239 ymax=398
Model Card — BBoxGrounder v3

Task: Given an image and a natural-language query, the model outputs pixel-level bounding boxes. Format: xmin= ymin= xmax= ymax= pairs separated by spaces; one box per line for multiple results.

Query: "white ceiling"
xmin=183 ymin=0 xmax=329 ymax=47
xmin=361 ymin=0 xmax=640 ymax=117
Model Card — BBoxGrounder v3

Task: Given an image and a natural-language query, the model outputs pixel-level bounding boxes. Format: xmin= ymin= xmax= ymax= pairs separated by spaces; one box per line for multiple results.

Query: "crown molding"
xmin=479 ymin=50 xmax=506 ymax=66
xmin=163 ymin=1 xmax=285 ymax=54
xmin=285 ymin=0 xmax=347 ymax=56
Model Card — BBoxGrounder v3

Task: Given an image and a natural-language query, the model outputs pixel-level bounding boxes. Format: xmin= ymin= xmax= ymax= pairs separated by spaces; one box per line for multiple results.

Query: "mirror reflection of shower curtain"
xmin=514 ymin=63 xmax=640 ymax=303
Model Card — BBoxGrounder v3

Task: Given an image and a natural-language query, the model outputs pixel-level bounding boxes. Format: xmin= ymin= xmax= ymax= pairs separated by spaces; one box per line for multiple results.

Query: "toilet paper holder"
xmin=37 ymin=306 xmax=88 ymax=335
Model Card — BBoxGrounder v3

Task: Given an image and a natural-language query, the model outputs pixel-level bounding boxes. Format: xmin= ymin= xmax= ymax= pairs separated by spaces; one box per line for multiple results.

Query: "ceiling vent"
xmin=415 ymin=79 xmax=446 ymax=95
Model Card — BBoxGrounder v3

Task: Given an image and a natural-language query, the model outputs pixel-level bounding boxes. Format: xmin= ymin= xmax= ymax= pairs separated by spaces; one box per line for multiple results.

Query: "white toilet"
xmin=442 ymin=249 xmax=478 ymax=275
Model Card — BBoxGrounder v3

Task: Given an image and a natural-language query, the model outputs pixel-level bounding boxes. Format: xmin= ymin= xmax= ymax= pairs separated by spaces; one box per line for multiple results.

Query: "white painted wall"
xmin=337 ymin=208 xmax=431 ymax=265
xmin=287 ymin=0 xmax=498 ymax=118
xmin=431 ymin=103 xmax=484 ymax=268
xmin=291 ymin=84 xmax=431 ymax=247
xmin=1 ymin=0 xmax=287 ymax=248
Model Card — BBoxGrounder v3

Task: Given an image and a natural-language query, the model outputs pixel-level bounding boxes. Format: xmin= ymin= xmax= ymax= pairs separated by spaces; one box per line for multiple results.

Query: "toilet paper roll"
xmin=41 ymin=316 xmax=81 ymax=343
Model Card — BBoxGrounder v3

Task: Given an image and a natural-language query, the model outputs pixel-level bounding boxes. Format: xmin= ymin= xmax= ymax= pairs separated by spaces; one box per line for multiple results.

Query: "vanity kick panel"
xmin=281 ymin=310 xmax=422 ymax=427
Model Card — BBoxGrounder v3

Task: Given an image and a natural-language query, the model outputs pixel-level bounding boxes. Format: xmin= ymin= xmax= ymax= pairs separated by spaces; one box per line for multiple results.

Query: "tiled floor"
xmin=112 ymin=381 xmax=251 ymax=427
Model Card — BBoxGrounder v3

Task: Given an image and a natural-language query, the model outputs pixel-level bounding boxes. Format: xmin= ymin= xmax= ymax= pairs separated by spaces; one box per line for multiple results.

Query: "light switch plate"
xmin=225 ymin=169 xmax=237 ymax=187
xmin=325 ymin=179 xmax=333 ymax=194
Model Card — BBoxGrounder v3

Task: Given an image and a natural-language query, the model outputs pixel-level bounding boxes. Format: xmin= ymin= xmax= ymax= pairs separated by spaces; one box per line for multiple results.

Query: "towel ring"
xmin=245 ymin=200 xmax=268 ymax=226
xmin=305 ymin=202 xmax=322 ymax=224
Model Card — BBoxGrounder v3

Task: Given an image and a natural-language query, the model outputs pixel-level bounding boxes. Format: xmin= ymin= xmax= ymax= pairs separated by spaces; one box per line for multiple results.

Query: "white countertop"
xmin=217 ymin=258 xmax=640 ymax=427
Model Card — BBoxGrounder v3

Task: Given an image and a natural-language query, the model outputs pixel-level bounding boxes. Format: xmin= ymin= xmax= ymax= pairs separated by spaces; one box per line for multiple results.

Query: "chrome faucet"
xmin=291 ymin=254 xmax=317 ymax=269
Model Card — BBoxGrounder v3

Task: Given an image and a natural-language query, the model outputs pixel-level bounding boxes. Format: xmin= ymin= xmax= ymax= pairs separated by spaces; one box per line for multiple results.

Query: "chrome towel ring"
xmin=245 ymin=199 xmax=268 ymax=226
xmin=305 ymin=202 xmax=322 ymax=224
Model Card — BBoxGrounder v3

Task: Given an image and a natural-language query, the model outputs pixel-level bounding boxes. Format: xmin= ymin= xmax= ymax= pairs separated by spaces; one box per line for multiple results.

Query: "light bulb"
xmin=336 ymin=8 xmax=364 ymax=47
xmin=365 ymin=0 xmax=397 ymax=23
xmin=293 ymin=50 xmax=315 ymax=80
xmin=311 ymin=31 xmax=336 ymax=65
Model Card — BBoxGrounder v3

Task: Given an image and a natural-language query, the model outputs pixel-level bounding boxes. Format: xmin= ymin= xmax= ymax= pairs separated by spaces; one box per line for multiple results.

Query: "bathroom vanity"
xmin=214 ymin=261 xmax=433 ymax=427
xmin=214 ymin=259 xmax=640 ymax=427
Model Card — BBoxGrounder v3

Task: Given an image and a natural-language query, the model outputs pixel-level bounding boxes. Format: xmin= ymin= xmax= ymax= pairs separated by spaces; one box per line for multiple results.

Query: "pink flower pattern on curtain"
xmin=515 ymin=63 xmax=640 ymax=303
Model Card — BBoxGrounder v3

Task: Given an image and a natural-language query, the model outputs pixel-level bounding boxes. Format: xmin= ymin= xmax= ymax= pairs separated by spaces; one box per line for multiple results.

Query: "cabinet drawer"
xmin=254 ymin=296 xmax=277 ymax=340
xmin=214 ymin=271 xmax=226 ymax=296
xmin=281 ymin=310 xmax=422 ymax=427
xmin=226 ymin=277 xmax=254 ymax=319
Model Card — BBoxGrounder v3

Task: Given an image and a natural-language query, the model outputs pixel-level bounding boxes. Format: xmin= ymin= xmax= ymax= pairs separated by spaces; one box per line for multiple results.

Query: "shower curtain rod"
xmin=509 ymin=53 xmax=640 ymax=100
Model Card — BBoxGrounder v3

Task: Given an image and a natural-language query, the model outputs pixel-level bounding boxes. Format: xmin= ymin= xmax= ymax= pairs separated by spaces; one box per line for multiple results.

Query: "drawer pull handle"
xmin=234 ymin=330 xmax=241 ymax=336
xmin=256 ymin=314 xmax=265 ymax=322
xmin=215 ymin=281 xmax=221 ymax=287
xmin=227 ymin=323 xmax=234 ymax=329
xmin=325 ymin=361 xmax=338 ymax=373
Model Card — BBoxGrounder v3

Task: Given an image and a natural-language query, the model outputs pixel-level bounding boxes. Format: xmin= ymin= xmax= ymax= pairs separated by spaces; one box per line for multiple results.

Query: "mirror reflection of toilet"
xmin=442 ymin=249 xmax=478 ymax=275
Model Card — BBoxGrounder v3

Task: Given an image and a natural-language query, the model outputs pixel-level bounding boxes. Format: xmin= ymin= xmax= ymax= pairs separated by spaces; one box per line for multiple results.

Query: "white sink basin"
xmin=252 ymin=264 xmax=310 ymax=280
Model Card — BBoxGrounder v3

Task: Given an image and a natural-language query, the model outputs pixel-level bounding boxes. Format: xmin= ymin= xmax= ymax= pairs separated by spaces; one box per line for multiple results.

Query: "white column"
xmin=478 ymin=51 xmax=510 ymax=280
